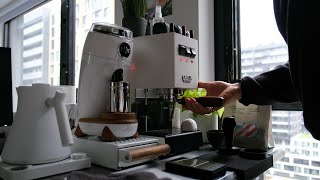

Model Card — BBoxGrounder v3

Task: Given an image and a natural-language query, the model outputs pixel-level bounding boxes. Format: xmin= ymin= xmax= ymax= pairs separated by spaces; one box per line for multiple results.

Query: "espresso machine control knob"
xmin=119 ymin=42 xmax=131 ymax=58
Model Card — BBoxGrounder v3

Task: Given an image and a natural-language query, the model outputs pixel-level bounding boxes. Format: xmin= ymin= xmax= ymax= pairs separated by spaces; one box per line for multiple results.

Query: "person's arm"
xmin=239 ymin=62 xmax=299 ymax=106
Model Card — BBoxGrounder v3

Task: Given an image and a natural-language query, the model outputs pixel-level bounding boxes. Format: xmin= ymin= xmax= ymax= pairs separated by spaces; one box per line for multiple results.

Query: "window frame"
xmin=214 ymin=0 xmax=302 ymax=111
xmin=60 ymin=0 xmax=75 ymax=85
xmin=1 ymin=0 xmax=75 ymax=86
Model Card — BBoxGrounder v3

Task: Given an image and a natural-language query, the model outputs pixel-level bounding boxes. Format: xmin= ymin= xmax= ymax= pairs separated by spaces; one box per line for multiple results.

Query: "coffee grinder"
xmin=72 ymin=23 xmax=170 ymax=170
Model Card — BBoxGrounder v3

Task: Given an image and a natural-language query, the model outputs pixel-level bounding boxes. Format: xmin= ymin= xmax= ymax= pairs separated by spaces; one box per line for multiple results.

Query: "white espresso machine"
xmin=129 ymin=32 xmax=198 ymax=89
xmin=72 ymin=23 xmax=170 ymax=170
xmin=129 ymin=31 xmax=203 ymax=156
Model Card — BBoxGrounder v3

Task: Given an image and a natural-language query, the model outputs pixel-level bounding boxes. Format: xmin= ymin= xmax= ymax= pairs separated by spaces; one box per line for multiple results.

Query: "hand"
xmin=184 ymin=81 xmax=241 ymax=115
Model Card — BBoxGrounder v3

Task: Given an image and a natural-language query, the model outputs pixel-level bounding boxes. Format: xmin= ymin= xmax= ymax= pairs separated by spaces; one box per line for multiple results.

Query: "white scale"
xmin=0 ymin=153 xmax=91 ymax=180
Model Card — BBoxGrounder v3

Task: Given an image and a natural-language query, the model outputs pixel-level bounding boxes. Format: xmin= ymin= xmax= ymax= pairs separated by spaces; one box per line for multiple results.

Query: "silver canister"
xmin=110 ymin=82 xmax=130 ymax=112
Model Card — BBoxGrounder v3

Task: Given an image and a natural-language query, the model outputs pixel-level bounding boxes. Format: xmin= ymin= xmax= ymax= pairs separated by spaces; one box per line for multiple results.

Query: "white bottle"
xmin=172 ymin=107 xmax=181 ymax=129
xmin=152 ymin=5 xmax=168 ymax=34
xmin=153 ymin=5 xmax=164 ymax=24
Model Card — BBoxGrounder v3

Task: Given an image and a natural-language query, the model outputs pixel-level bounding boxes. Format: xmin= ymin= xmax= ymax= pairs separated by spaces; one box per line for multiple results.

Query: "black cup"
xmin=206 ymin=130 xmax=225 ymax=150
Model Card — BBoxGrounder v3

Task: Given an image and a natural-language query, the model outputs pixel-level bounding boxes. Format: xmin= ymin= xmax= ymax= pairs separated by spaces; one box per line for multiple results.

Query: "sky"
xmin=240 ymin=0 xmax=286 ymax=49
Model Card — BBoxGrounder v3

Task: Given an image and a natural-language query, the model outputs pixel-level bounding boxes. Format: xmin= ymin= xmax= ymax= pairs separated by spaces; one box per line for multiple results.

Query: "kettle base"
xmin=0 ymin=154 xmax=91 ymax=180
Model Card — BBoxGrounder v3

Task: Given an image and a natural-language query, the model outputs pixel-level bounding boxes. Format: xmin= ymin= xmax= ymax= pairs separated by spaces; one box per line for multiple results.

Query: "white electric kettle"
xmin=1 ymin=83 xmax=74 ymax=165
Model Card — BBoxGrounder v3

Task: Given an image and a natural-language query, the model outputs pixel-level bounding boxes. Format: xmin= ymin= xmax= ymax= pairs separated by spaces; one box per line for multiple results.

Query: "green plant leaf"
xmin=121 ymin=0 xmax=147 ymax=18
xmin=179 ymin=88 xmax=207 ymax=99
xmin=212 ymin=107 xmax=224 ymax=118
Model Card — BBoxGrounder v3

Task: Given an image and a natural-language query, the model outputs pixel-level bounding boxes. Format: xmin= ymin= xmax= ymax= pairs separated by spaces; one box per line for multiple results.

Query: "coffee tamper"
xmin=218 ymin=116 xmax=240 ymax=155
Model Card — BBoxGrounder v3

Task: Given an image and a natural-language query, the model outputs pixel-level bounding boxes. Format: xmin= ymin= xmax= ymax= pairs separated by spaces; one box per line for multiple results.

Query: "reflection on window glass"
xmin=75 ymin=0 xmax=114 ymax=87
xmin=240 ymin=1 xmax=319 ymax=179
xmin=10 ymin=0 xmax=61 ymax=112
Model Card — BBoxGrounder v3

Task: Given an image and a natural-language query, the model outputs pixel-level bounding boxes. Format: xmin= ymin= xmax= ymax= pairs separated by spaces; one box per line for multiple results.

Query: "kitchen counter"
xmin=45 ymin=145 xmax=285 ymax=180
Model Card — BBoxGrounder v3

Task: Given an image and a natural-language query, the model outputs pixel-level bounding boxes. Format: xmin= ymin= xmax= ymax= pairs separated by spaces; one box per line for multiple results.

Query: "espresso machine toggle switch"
xmin=190 ymin=48 xmax=197 ymax=58
xmin=178 ymin=44 xmax=187 ymax=56
xmin=178 ymin=45 xmax=197 ymax=58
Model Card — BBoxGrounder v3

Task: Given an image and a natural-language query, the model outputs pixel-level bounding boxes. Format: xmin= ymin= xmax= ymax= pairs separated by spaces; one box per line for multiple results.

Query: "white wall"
xmin=114 ymin=0 xmax=122 ymax=26
xmin=115 ymin=0 xmax=199 ymax=39
xmin=198 ymin=0 xmax=215 ymax=81
xmin=115 ymin=0 xmax=215 ymax=82
xmin=163 ymin=0 xmax=199 ymax=40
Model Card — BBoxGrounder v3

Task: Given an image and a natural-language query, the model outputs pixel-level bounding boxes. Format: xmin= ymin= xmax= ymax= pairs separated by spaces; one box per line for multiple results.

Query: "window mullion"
xmin=60 ymin=0 xmax=75 ymax=85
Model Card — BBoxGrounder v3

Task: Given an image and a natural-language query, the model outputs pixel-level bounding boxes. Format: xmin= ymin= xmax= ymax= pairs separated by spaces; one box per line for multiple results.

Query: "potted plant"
xmin=120 ymin=0 xmax=147 ymax=37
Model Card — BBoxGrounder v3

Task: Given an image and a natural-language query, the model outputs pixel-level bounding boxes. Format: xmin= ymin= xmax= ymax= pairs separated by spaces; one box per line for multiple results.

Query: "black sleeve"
xmin=239 ymin=62 xmax=299 ymax=106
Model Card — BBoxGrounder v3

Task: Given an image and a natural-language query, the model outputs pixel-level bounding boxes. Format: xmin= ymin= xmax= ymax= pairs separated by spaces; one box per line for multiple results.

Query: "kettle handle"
xmin=46 ymin=91 xmax=74 ymax=146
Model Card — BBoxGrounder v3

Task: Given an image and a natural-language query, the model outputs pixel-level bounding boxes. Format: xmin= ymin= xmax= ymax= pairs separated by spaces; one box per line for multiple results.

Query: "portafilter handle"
xmin=222 ymin=116 xmax=236 ymax=149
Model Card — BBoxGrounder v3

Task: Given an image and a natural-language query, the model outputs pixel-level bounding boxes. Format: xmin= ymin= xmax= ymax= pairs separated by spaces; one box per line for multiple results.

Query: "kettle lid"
xmin=90 ymin=23 xmax=133 ymax=39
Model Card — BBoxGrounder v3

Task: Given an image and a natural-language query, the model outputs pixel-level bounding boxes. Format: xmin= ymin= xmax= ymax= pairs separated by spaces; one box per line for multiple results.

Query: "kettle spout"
xmin=46 ymin=91 xmax=74 ymax=146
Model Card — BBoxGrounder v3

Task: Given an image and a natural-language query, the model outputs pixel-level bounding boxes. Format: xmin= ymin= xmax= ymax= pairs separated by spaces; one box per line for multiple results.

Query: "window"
xmin=93 ymin=10 xmax=102 ymax=22
xmin=51 ymin=40 xmax=54 ymax=49
xmin=304 ymin=168 xmax=319 ymax=175
xmin=76 ymin=4 xmax=79 ymax=14
xmin=93 ymin=0 xmax=103 ymax=10
xmin=51 ymin=15 xmax=54 ymax=25
xmin=312 ymin=161 xmax=320 ymax=167
xmin=313 ymin=143 xmax=318 ymax=148
xmin=2 ymin=0 xmax=115 ymax=126
xmin=280 ymin=157 xmax=289 ymax=163
xmin=284 ymin=165 xmax=294 ymax=172
xmin=56 ymin=51 xmax=60 ymax=62
xmin=294 ymin=158 xmax=309 ymax=165
xmin=75 ymin=0 xmax=115 ymax=87
xmin=273 ymin=172 xmax=290 ymax=178
xmin=214 ymin=0 xmax=320 ymax=179
xmin=273 ymin=163 xmax=281 ymax=169
xmin=9 ymin=0 xmax=61 ymax=112
xmin=104 ymin=8 xmax=108 ymax=18
xmin=239 ymin=1 xmax=317 ymax=179
xmin=294 ymin=175 xmax=309 ymax=180
xmin=76 ymin=18 xmax=79 ymax=29
xmin=82 ymin=16 xmax=87 ymax=27
xmin=85 ymin=0 xmax=90 ymax=10
xmin=0 ymin=25 xmax=3 ymax=45
xmin=51 ymin=27 xmax=54 ymax=37
xmin=50 ymin=65 xmax=54 ymax=75
xmin=51 ymin=52 xmax=54 ymax=61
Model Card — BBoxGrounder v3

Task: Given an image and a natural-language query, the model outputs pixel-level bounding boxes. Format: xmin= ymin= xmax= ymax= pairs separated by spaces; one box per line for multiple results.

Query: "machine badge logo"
xmin=181 ymin=75 xmax=192 ymax=83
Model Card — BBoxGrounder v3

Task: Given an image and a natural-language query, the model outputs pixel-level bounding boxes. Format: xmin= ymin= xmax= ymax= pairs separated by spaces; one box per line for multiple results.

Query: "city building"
xmin=241 ymin=44 xmax=320 ymax=180
xmin=75 ymin=0 xmax=115 ymax=87
xmin=22 ymin=6 xmax=50 ymax=85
